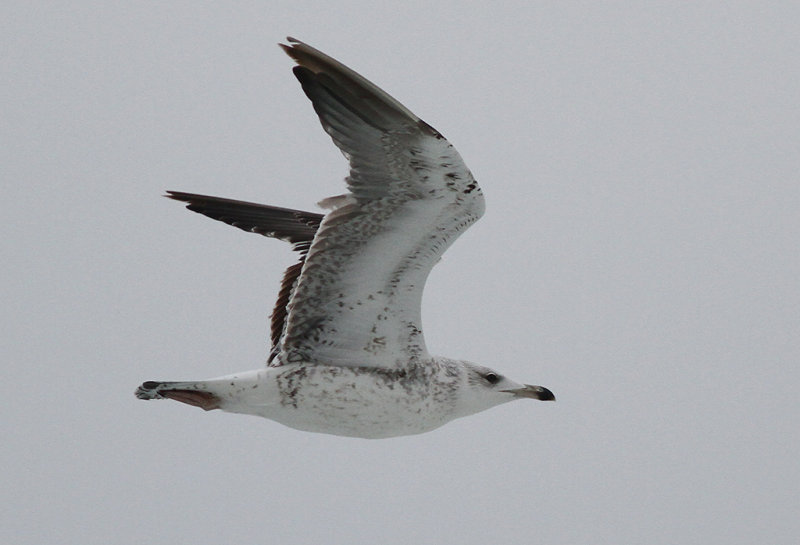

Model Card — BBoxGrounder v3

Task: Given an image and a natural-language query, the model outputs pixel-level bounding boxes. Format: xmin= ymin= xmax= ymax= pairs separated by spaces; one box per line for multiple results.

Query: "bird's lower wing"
xmin=166 ymin=191 xmax=323 ymax=352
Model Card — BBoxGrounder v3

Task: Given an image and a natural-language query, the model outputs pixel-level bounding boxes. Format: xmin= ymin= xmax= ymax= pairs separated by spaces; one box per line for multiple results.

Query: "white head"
xmin=451 ymin=361 xmax=555 ymax=419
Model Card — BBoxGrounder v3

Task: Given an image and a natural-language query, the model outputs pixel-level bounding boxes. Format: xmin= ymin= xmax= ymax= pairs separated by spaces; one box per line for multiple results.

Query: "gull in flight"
xmin=135 ymin=37 xmax=554 ymax=438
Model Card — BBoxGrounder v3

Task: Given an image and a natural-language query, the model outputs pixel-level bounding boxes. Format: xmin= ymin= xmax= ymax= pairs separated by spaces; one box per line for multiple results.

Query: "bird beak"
xmin=502 ymin=384 xmax=556 ymax=401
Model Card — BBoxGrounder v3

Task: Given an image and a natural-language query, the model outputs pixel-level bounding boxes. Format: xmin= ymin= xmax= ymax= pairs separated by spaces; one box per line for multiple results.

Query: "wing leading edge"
xmin=275 ymin=38 xmax=485 ymax=368
xmin=166 ymin=39 xmax=485 ymax=370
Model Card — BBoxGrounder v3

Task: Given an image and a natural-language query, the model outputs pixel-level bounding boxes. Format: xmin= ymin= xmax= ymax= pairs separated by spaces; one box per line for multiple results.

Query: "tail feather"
xmin=135 ymin=381 xmax=221 ymax=411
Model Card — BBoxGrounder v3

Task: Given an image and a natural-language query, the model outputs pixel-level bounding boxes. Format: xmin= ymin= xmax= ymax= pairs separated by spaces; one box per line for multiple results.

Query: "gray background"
xmin=3 ymin=2 xmax=798 ymax=544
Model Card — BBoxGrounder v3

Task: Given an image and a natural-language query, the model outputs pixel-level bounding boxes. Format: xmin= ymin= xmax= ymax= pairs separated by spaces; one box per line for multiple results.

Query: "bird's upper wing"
xmin=276 ymin=38 xmax=485 ymax=369
xmin=165 ymin=191 xmax=323 ymax=352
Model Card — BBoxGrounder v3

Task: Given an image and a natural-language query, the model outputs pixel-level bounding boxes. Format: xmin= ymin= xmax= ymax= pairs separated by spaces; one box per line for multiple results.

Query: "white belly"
xmin=218 ymin=363 xmax=461 ymax=439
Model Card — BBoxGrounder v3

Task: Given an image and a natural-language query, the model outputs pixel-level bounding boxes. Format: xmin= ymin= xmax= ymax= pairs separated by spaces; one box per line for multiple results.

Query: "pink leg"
xmin=161 ymin=390 xmax=222 ymax=411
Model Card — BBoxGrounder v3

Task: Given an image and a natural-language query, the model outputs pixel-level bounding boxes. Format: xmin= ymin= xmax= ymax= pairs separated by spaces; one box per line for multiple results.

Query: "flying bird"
xmin=135 ymin=37 xmax=554 ymax=438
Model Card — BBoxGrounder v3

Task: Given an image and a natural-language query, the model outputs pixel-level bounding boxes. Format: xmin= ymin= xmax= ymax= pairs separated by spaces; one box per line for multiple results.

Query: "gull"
xmin=135 ymin=37 xmax=554 ymax=438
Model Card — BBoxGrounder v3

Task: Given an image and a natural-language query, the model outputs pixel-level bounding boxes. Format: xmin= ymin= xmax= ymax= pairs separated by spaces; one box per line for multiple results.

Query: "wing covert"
xmin=276 ymin=39 xmax=485 ymax=369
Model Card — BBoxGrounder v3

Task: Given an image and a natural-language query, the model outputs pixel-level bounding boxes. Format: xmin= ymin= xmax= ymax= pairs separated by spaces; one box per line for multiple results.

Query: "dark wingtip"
xmin=164 ymin=190 xmax=189 ymax=202
xmin=292 ymin=65 xmax=311 ymax=80
xmin=280 ymin=37 xmax=305 ymax=63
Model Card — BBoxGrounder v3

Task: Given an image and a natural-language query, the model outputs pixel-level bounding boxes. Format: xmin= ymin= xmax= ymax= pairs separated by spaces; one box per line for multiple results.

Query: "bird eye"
xmin=484 ymin=372 xmax=500 ymax=385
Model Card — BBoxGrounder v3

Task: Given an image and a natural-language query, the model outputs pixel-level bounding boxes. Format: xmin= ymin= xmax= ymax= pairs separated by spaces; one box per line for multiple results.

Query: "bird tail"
xmin=135 ymin=381 xmax=221 ymax=411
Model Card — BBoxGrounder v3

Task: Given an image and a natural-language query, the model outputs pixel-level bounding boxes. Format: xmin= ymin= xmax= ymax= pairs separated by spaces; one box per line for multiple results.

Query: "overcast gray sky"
xmin=3 ymin=2 xmax=798 ymax=544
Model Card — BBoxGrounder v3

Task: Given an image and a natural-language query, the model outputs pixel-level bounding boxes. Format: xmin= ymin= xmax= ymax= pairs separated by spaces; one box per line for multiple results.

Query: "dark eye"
xmin=484 ymin=372 xmax=500 ymax=385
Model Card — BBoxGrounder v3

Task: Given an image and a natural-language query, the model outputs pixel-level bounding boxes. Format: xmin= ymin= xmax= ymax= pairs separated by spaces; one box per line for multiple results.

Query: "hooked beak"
xmin=502 ymin=384 xmax=556 ymax=401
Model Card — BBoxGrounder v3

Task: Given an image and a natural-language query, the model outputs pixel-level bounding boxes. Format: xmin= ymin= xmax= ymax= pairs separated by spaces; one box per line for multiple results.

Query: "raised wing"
xmin=165 ymin=191 xmax=323 ymax=351
xmin=277 ymin=38 xmax=485 ymax=369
